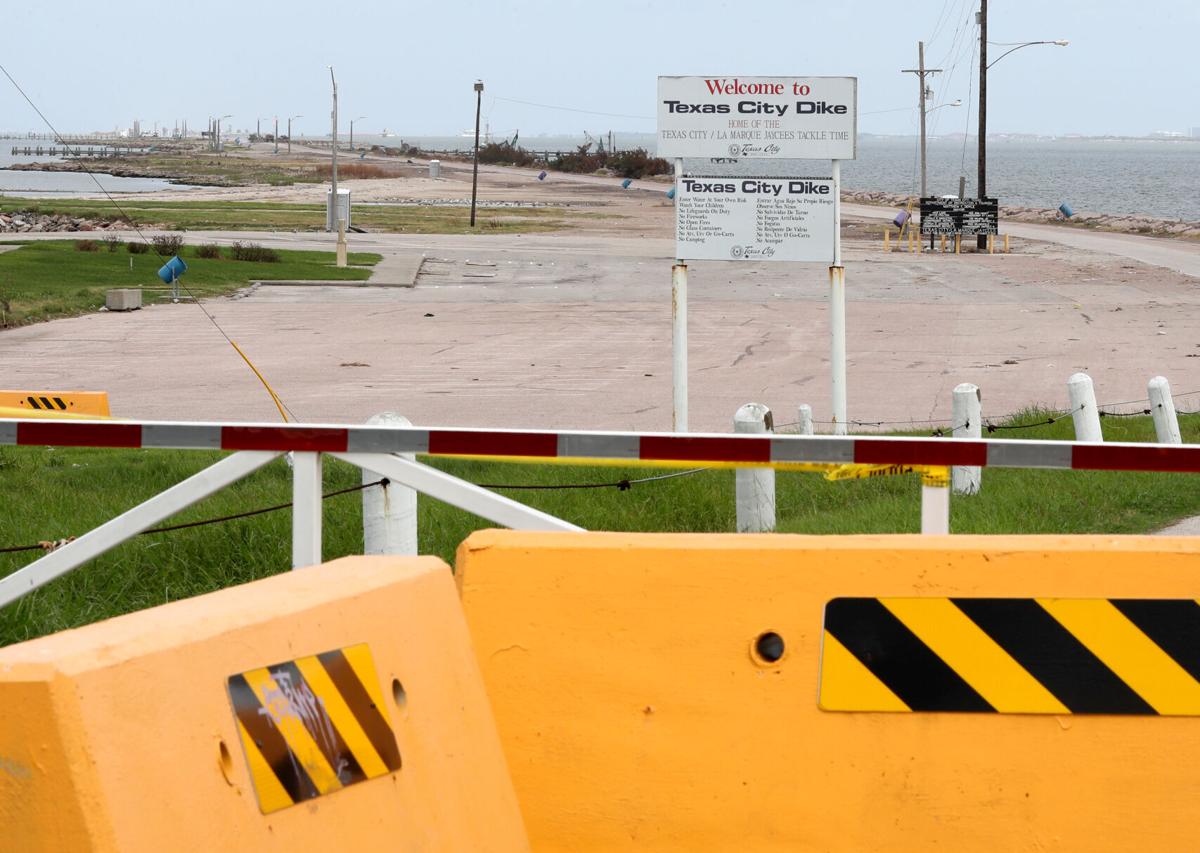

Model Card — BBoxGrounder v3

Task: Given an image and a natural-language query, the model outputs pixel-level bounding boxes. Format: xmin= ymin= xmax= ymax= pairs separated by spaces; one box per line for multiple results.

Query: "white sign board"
xmin=676 ymin=172 xmax=836 ymax=262
xmin=657 ymin=76 xmax=857 ymax=160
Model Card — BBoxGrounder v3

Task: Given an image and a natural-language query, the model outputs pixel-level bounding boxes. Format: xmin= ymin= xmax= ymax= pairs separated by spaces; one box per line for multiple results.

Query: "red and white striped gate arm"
xmin=2 ymin=418 xmax=1198 ymax=473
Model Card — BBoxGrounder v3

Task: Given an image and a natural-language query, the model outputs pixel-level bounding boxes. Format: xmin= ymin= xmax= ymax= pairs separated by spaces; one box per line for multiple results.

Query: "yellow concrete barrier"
xmin=457 ymin=531 xmax=1200 ymax=852
xmin=0 ymin=556 xmax=528 ymax=852
xmin=0 ymin=390 xmax=110 ymax=416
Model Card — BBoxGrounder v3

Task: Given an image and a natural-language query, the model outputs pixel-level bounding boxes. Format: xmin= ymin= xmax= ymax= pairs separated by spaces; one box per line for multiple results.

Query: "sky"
xmin=0 ymin=0 xmax=1197 ymax=139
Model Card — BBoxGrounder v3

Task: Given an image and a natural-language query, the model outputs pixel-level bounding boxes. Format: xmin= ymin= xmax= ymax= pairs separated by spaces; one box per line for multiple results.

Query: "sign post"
xmin=830 ymin=160 xmax=846 ymax=435
xmin=658 ymin=76 xmax=857 ymax=434
xmin=672 ymin=158 xmax=688 ymax=432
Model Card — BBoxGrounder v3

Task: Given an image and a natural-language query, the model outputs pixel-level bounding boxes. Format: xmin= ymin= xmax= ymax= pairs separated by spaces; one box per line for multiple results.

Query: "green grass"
xmin=1 ymin=411 xmax=1198 ymax=646
xmin=0 ymin=196 xmax=581 ymax=234
xmin=0 ymin=240 xmax=381 ymax=327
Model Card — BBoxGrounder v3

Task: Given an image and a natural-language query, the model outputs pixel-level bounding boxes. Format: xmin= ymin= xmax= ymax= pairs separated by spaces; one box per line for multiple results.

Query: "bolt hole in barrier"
xmin=754 ymin=631 xmax=786 ymax=664
xmin=392 ymin=677 xmax=408 ymax=709
xmin=218 ymin=739 xmax=235 ymax=785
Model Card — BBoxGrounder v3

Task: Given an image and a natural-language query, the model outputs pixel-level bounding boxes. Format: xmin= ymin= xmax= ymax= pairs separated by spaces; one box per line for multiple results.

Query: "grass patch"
xmin=1 ymin=412 xmax=1198 ymax=645
xmin=0 ymin=240 xmax=381 ymax=327
xmin=0 ymin=196 xmax=578 ymax=234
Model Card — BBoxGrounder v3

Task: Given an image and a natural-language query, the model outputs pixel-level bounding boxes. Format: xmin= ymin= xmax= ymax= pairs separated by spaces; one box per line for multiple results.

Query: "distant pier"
xmin=8 ymin=145 xmax=151 ymax=158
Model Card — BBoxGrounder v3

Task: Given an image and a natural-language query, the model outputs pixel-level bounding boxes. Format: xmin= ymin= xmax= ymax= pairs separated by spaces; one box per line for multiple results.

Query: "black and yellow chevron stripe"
xmin=227 ymin=644 xmax=402 ymax=814
xmin=820 ymin=598 xmax=1200 ymax=715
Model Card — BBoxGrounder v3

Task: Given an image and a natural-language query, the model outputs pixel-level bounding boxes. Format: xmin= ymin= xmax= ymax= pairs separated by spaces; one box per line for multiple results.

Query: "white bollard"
xmin=362 ymin=412 xmax=418 ymax=556
xmin=952 ymin=383 xmax=982 ymax=495
xmin=1148 ymin=376 xmax=1182 ymax=444
xmin=336 ymin=217 xmax=348 ymax=268
xmin=734 ymin=403 xmax=776 ymax=533
xmin=920 ymin=478 xmax=951 ymax=535
xmin=797 ymin=404 xmax=814 ymax=436
xmin=1067 ymin=372 xmax=1103 ymax=442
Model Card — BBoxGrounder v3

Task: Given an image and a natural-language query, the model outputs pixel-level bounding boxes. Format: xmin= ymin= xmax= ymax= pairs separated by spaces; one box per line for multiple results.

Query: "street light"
xmin=988 ymin=39 xmax=1069 ymax=70
xmin=470 ymin=80 xmax=484 ymax=227
xmin=978 ymin=0 xmax=1068 ymax=247
xmin=287 ymin=114 xmax=302 ymax=154
xmin=350 ymin=116 xmax=366 ymax=152
xmin=217 ymin=114 xmax=232 ymax=155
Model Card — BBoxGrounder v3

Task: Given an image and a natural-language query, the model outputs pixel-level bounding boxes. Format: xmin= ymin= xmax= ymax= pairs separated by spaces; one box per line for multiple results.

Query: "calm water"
xmin=841 ymin=137 xmax=1200 ymax=222
xmin=389 ymin=133 xmax=1200 ymax=221
xmin=0 ymin=137 xmax=192 ymax=196
xmin=4 ymin=132 xmax=1197 ymax=220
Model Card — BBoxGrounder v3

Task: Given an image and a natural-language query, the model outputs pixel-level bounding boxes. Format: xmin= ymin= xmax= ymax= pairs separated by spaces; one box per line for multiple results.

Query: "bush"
xmin=103 ymin=234 xmax=121 ymax=252
xmin=151 ymin=234 xmax=183 ymax=255
xmin=608 ymin=148 xmax=671 ymax=179
xmin=229 ymin=241 xmax=280 ymax=263
xmin=74 ymin=239 xmax=99 ymax=252
xmin=126 ymin=241 xmax=150 ymax=255
xmin=195 ymin=243 xmax=222 ymax=259
xmin=477 ymin=142 xmax=540 ymax=168
xmin=550 ymin=144 xmax=670 ymax=179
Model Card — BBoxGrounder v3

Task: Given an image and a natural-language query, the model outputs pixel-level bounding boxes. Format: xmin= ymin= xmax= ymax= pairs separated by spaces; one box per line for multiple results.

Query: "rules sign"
xmin=676 ymin=174 xmax=836 ymax=262
xmin=919 ymin=197 xmax=999 ymax=236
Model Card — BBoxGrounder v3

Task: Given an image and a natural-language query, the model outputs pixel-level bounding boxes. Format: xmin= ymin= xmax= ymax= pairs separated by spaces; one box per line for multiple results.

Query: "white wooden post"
xmin=797 ymin=404 xmax=814 ymax=436
xmin=672 ymin=261 xmax=688 ymax=432
xmin=1067 ymin=372 xmax=1103 ymax=442
xmin=292 ymin=451 xmax=323 ymax=569
xmin=920 ymin=471 xmax=951 ymax=535
xmin=336 ymin=217 xmax=348 ymax=268
xmin=1148 ymin=376 xmax=1182 ymax=445
xmin=952 ymin=383 xmax=982 ymax=495
xmin=734 ymin=403 xmax=775 ymax=533
xmin=363 ymin=413 xmax=418 ymax=555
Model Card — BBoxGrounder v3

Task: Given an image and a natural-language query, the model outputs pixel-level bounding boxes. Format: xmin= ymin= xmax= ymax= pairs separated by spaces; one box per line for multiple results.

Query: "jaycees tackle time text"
xmin=681 ymin=179 xmax=831 ymax=197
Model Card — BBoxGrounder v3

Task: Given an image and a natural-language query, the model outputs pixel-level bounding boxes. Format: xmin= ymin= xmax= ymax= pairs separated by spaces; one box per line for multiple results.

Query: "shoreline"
xmin=1 ymin=153 xmax=1198 ymax=243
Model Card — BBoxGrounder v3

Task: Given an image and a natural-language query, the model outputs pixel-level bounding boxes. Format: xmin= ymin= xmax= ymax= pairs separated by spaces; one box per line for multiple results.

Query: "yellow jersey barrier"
xmin=0 ymin=390 xmax=110 ymax=417
xmin=0 ymin=556 xmax=528 ymax=852
xmin=457 ymin=530 xmax=1200 ymax=852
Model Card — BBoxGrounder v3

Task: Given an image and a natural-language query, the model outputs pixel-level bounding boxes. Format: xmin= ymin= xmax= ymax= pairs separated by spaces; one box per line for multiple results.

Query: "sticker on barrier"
xmin=228 ymin=643 xmax=403 ymax=814
xmin=820 ymin=597 xmax=1200 ymax=715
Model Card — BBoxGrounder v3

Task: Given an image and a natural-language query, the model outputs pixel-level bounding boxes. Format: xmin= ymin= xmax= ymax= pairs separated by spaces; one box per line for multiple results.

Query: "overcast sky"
xmin=1 ymin=0 xmax=1196 ymax=139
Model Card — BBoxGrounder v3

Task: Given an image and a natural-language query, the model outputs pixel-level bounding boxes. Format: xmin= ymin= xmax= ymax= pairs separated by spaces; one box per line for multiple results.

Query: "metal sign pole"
xmin=830 ymin=159 xmax=847 ymax=435
xmin=672 ymin=157 xmax=688 ymax=433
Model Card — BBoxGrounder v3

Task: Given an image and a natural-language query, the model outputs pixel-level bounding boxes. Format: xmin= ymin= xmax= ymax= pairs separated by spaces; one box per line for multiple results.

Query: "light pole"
xmin=217 ymin=114 xmax=231 ymax=155
xmin=350 ymin=116 xmax=366 ymax=152
xmin=470 ymin=80 xmax=484 ymax=227
xmin=918 ymin=99 xmax=962 ymax=197
xmin=273 ymin=116 xmax=279 ymax=155
xmin=978 ymin=0 xmax=1067 ymax=247
xmin=287 ymin=115 xmax=302 ymax=154
xmin=329 ymin=66 xmax=338 ymax=233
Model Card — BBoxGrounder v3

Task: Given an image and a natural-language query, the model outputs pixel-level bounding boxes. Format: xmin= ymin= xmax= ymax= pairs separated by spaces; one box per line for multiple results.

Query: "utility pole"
xmin=902 ymin=41 xmax=941 ymax=198
xmin=273 ymin=116 xmax=278 ymax=155
xmin=470 ymin=79 xmax=484 ymax=227
xmin=329 ymin=66 xmax=338 ymax=233
xmin=977 ymin=0 xmax=988 ymax=250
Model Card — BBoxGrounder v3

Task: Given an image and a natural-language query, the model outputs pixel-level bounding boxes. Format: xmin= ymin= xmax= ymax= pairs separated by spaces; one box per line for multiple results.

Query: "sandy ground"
xmin=2 ymin=148 xmax=1198 ymax=436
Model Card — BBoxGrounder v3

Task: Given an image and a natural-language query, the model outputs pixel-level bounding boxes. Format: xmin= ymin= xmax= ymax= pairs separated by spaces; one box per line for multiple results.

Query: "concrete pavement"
xmin=2 ymin=220 xmax=1196 ymax=432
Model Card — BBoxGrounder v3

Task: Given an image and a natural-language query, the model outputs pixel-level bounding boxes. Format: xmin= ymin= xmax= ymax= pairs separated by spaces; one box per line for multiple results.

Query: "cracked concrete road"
xmin=2 ymin=218 xmax=1196 ymax=432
